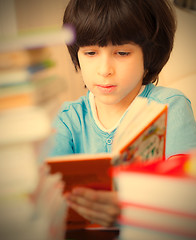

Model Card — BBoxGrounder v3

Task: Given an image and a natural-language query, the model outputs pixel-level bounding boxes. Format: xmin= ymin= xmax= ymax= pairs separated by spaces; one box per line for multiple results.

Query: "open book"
xmin=46 ymin=97 xmax=168 ymax=229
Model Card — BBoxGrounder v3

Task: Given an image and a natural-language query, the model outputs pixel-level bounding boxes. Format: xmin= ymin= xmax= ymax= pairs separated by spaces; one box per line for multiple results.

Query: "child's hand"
xmin=66 ymin=187 xmax=120 ymax=227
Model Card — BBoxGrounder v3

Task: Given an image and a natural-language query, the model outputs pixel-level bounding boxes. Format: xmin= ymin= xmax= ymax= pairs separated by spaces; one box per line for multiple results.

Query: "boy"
xmin=50 ymin=0 xmax=196 ymax=227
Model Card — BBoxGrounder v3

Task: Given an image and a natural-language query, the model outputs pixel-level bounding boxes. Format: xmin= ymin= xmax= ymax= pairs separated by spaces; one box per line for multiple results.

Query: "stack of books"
xmin=0 ymin=28 xmax=74 ymax=240
xmin=0 ymin=28 xmax=74 ymax=118
xmin=113 ymin=153 xmax=196 ymax=240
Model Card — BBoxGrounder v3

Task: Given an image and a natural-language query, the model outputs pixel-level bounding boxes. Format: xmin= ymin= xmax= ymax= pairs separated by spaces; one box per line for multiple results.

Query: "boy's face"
xmin=78 ymin=43 xmax=144 ymax=108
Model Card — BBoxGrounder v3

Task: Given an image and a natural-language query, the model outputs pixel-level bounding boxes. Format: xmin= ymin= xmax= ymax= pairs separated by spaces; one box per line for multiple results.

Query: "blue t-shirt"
xmin=49 ymin=83 xmax=196 ymax=158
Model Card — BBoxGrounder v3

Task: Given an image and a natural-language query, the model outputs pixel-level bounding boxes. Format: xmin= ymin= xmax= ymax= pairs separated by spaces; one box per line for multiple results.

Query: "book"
xmin=0 ymin=74 xmax=66 ymax=111
xmin=119 ymin=224 xmax=195 ymax=240
xmin=0 ymin=106 xmax=51 ymax=145
xmin=47 ymin=154 xmax=113 ymax=230
xmin=111 ymin=97 xmax=167 ymax=165
xmin=0 ymin=27 xmax=74 ymax=52
xmin=120 ymin=203 xmax=196 ymax=238
xmin=113 ymin=154 xmax=196 ymax=214
xmin=0 ymin=46 xmax=67 ymax=114
xmin=46 ymin=97 xmax=168 ymax=229
xmin=113 ymin=154 xmax=196 ymax=239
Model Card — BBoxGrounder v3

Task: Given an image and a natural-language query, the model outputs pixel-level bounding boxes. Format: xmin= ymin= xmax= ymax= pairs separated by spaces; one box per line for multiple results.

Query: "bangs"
xmin=72 ymin=0 xmax=147 ymax=47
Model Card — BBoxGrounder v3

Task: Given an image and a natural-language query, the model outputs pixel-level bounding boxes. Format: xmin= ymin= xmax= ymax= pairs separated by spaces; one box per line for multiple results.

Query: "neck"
xmin=98 ymin=104 xmax=126 ymax=128
xmin=95 ymin=84 xmax=143 ymax=129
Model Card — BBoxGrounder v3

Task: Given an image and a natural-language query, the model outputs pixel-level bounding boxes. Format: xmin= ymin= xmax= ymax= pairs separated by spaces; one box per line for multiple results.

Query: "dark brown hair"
xmin=63 ymin=0 xmax=176 ymax=84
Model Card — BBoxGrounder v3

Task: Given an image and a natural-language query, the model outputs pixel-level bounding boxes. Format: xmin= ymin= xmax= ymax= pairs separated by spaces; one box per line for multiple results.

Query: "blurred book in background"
xmin=0 ymin=27 xmax=74 ymax=240
xmin=0 ymin=27 xmax=74 ymax=119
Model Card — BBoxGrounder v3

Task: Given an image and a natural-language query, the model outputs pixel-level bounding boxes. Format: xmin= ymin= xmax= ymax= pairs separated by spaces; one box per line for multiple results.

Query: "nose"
xmin=97 ymin=56 xmax=114 ymax=77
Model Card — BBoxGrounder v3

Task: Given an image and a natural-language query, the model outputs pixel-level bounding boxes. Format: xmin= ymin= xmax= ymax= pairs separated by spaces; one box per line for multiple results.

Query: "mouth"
xmin=96 ymin=84 xmax=117 ymax=93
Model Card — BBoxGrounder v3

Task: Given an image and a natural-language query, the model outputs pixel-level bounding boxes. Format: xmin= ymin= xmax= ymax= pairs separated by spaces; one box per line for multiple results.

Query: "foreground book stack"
xmin=113 ymin=152 xmax=196 ymax=240
xmin=0 ymin=28 xmax=74 ymax=240
xmin=0 ymin=108 xmax=67 ymax=240
xmin=46 ymin=97 xmax=168 ymax=230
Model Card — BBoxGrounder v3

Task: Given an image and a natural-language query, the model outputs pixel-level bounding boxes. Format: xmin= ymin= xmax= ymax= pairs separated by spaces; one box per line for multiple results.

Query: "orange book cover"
xmin=46 ymin=154 xmax=113 ymax=230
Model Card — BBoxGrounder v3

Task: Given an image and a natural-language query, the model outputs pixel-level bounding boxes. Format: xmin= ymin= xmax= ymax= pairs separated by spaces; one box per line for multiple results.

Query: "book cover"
xmin=47 ymin=154 xmax=112 ymax=230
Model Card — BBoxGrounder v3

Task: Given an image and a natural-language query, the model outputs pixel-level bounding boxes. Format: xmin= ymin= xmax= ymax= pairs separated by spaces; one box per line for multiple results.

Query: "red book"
xmin=113 ymin=154 xmax=196 ymax=238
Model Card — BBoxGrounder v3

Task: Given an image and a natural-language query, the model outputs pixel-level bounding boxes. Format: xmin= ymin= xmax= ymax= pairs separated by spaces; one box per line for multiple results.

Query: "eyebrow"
xmin=80 ymin=42 xmax=137 ymax=49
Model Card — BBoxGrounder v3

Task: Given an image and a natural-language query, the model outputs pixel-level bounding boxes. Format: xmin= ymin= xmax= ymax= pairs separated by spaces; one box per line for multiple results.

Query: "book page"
xmin=47 ymin=152 xmax=111 ymax=162
xmin=112 ymin=98 xmax=167 ymax=164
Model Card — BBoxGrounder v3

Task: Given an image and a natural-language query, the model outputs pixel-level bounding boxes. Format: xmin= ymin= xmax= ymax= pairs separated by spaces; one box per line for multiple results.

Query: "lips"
xmin=96 ymin=84 xmax=117 ymax=93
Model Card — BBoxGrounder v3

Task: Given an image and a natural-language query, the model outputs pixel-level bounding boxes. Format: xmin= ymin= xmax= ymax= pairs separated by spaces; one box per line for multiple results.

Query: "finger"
xmin=67 ymin=200 xmax=116 ymax=227
xmin=67 ymin=194 xmax=120 ymax=225
xmin=67 ymin=192 xmax=119 ymax=216
xmin=67 ymin=188 xmax=121 ymax=226
xmin=72 ymin=187 xmax=119 ymax=205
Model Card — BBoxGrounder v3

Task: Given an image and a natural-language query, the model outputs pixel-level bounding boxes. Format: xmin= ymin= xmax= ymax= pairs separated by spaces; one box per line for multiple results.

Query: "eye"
xmin=117 ymin=52 xmax=130 ymax=56
xmin=84 ymin=51 xmax=96 ymax=56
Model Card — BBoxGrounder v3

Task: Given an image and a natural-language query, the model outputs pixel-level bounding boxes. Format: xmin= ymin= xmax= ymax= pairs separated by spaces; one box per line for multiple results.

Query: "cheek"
xmin=118 ymin=56 xmax=144 ymax=78
xmin=80 ymin=61 xmax=96 ymax=81
xmin=80 ymin=67 xmax=90 ymax=79
xmin=121 ymin=65 xmax=144 ymax=84
xmin=79 ymin=67 xmax=93 ymax=88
